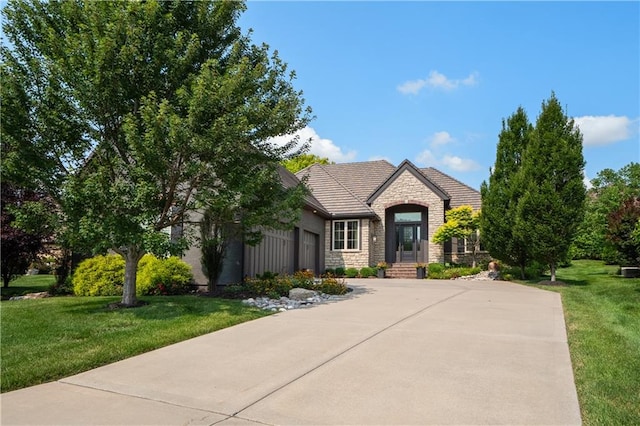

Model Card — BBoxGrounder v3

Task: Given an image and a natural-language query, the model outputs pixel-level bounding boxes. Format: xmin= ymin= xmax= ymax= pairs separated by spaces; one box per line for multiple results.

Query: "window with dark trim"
xmin=333 ymin=220 xmax=359 ymax=250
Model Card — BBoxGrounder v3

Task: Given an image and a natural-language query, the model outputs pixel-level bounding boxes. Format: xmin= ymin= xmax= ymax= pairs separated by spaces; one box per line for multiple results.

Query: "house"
xmin=183 ymin=159 xmax=483 ymax=286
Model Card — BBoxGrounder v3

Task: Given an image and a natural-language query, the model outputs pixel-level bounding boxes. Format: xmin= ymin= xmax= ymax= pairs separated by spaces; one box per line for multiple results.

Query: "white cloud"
xmin=441 ymin=155 xmax=482 ymax=172
xmin=416 ymin=149 xmax=438 ymax=166
xmin=415 ymin=150 xmax=480 ymax=172
xmin=574 ymin=115 xmax=633 ymax=146
xmin=268 ymin=126 xmax=357 ymax=163
xmin=398 ymin=70 xmax=479 ymax=95
xmin=429 ymin=131 xmax=455 ymax=147
xmin=397 ymin=79 xmax=427 ymax=95
xmin=583 ymin=174 xmax=593 ymax=190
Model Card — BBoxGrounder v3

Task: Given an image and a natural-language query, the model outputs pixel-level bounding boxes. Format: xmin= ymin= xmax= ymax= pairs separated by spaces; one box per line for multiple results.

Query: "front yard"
xmin=2 ymin=260 xmax=639 ymax=426
xmin=1 ymin=294 xmax=270 ymax=393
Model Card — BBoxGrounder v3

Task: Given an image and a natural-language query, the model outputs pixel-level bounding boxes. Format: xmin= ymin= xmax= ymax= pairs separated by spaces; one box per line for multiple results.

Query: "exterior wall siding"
xmin=370 ymin=170 xmax=446 ymax=265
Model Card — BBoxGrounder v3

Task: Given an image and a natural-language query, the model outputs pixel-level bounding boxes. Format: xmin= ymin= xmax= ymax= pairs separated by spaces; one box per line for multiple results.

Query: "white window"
xmin=333 ymin=220 xmax=360 ymax=251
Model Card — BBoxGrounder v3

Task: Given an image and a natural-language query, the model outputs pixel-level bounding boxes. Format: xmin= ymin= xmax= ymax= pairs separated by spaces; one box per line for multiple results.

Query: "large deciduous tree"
xmin=432 ymin=205 xmax=481 ymax=268
xmin=480 ymin=107 xmax=533 ymax=279
xmin=0 ymin=183 xmax=52 ymax=287
xmin=606 ymin=197 xmax=640 ymax=266
xmin=513 ymin=93 xmax=586 ymax=281
xmin=573 ymin=163 xmax=640 ymax=262
xmin=1 ymin=0 xmax=311 ymax=306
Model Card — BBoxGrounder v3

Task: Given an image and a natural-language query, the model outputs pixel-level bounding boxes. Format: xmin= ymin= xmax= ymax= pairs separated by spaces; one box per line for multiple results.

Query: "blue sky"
xmin=239 ymin=1 xmax=639 ymax=190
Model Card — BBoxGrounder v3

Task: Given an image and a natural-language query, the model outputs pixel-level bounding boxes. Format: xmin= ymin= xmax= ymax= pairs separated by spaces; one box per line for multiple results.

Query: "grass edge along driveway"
xmin=1 ymin=295 xmax=271 ymax=393
xmin=523 ymin=260 xmax=640 ymax=426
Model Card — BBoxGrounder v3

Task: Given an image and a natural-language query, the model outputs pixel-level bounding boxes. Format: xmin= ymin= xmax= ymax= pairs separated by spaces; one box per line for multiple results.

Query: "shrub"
xmin=292 ymin=270 xmax=315 ymax=289
xmin=324 ymin=268 xmax=335 ymax=276
xmin=73 ymin=255 xmax=125 ymax=296
xmin=334 ymin=267 xmax=345 ymax=277
xmin=244 ymin=274 xmax=293 ymax=298
xmin=345 ymin=267 xmax=359 ymax=278
xmin=137 ymin=255 xmax=193 ymax=296
xmin=360 ymin=266 xmax=375 ymax=278
xmin=427 ymin=263 xmax=445 ymax=278
xmin=317 ymin=276 xmax=348 ymax=295
xmin=48 ymin=276 xmax=74 ymax=296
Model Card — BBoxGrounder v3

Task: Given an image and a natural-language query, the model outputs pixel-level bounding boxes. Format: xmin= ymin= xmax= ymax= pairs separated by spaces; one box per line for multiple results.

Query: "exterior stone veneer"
xmin=370 ymin=170 xmax=445 ymax=265
xmin=324 ymin=218 xmax=372 ymax=269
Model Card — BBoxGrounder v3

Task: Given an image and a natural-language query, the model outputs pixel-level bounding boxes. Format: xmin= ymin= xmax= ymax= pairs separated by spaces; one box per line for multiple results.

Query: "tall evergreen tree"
xmin=480 ymin=107 xmax=533 ymax=278
xmin=1 ymin=0 xmax=311 ymax=306
xmin=514 ymin=93 xmax=586 ymax=281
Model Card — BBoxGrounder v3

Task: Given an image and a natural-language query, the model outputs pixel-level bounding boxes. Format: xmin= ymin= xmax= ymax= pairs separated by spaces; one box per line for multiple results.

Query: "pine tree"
xmin=514 ymin=93 xmax=586 ymax=281
xmin=480 ymin=107 xmax=533 ymax=278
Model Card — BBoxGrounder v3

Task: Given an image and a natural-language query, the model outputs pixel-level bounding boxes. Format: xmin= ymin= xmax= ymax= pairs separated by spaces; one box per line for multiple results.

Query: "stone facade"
xmin=370 ymin=170 xmax=445 ymax=265
xmin=324 ymin=218 xmax=372 ymax=269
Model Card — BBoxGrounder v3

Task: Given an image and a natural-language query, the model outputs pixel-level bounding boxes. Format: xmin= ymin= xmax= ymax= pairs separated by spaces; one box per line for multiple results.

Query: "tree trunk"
xmin=519 ymin=264 xmax=526 ymax=280
xmin=550 ymin=262 xmax=557 ymax=282
xmin=121 ymin=246 xmax=144 ymax=306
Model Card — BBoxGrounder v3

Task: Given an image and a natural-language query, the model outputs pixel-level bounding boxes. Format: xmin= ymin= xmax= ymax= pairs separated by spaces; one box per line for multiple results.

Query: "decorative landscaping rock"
xmin=242 ymin=292 xmax=351 ymax=312
xmin=288 ymin=288 xmax=317 ymax=301
xmin=455 ymin=270 xmax=502 ymax=281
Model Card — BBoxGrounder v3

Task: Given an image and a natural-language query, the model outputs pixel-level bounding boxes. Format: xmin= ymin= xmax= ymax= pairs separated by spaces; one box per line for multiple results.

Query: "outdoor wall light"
xmin=372 ymin=234 xmax=377 ymax=243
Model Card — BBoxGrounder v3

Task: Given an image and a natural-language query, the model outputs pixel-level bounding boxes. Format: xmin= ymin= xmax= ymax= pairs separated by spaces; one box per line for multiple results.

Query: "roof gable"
xmin=366 ymin=159 xmax=450 ymax=204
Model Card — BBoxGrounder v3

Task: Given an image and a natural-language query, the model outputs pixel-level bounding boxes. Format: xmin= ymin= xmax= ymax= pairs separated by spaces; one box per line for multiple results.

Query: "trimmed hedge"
xmin=72 ymin=254 xmax=193 ymax=296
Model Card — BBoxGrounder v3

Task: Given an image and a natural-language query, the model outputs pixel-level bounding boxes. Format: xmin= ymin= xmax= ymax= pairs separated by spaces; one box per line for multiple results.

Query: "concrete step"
xmin=385 ymin=263 xmax=424 ymax=279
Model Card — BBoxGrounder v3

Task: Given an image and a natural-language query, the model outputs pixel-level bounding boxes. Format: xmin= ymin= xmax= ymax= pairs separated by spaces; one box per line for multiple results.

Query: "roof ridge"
xmin=410 ymin=162 xmax=451 ymax=199
xmin=318 ymin=163 xmax=375 ymax=213
xmin=424 ymin=167 xmax=480 ymax=194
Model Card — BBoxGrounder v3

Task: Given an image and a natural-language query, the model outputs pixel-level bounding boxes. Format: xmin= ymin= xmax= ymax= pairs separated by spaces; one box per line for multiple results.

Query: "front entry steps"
xmin=385 ymin=263 xmax=421 ymax=279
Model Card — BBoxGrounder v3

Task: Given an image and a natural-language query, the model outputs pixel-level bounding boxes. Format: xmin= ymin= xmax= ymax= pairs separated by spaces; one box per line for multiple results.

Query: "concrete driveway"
xmin=1 ymin=278 xmax=581 ymax=425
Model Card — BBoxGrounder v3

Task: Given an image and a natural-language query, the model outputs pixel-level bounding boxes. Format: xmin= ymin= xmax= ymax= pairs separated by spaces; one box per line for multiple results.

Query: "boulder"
xmin=289 ymin=288 xmax=317 ymax=301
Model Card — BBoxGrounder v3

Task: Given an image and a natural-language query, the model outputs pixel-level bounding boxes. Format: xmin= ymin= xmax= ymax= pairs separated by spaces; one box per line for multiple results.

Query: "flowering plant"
xmin=415 ymin=263 xmax=427 ymax=269
xmin=376 ymin=261 xmax=388 ymax=270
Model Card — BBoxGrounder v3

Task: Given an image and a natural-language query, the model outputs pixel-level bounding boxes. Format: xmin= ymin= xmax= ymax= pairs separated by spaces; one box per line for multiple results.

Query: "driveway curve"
xmin=1 ymin=279 xmax=581 ymax=425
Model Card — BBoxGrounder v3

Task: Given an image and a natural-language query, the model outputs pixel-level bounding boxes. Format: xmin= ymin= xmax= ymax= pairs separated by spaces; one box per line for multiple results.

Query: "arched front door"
xmin=385 ymin=205 xmax=428 ymax=264
xmin=396 ymin=222 xmax=420 ymax=263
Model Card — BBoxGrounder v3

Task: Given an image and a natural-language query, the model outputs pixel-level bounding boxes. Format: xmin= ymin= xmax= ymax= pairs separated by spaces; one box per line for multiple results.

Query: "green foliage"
xmin=2 ymin=0 xmax=311 ymax=306
xmin=606 ymin=197 xmax=640 ymax=265
xmin=282 ymin=154 xmax=333 ymax=173
xmin=573 ymin=163 xmax=640 ymax=262
xmin=72 ymin=254 xmax=192 ymax=296
xmin=514 ymin=93 xmax=586 ymax=281
xmin=291 ymin=270 xmax=315 ymax=289
xmin=136 ymin=255 xmax=193 ymax=296
xmin=359 ymin=266 xmax=375 ymax=278
xmin=426 ymin=263 xmax=480 ymax=279
xmin=432 ymin=206 xmax=481 ymax=267
xmin=345 ymin=267 xmax=359 ymax=278
xmin=221 ymin=272 xmax=348 ymax=298
xmin=73 ymin=255 xmax=126 ymax=296
xmin=323 ymin=268 xmax=335 ymax=276
xmin=334 ymin=267 xmax=346 ymax=277
xmin=316 ymin=277 xmax=348 ymax=295
xmin=427 ymin=263 xmax=445 ymax=277
xmin=480 ymin=107 xmax=533 ymax=274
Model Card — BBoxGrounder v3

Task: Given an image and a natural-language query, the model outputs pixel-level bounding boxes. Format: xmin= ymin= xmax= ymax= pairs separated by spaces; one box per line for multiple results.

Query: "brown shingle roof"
xmin=421 ymin=167 xmax=481 ymax=210
xmin=296 ymin=163 xmax=380 ymax=217
xmin=296 ymin=160 xmax=481 ymax=216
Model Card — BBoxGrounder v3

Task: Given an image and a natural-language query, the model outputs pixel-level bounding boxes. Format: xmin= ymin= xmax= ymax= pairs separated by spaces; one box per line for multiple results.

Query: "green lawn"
xmin=1 ymin=274 xmax=56 ymax=299
xmin=1 ymin=294 xmax=270 ymax=393
xmin=522 ymin=260 xmax=640 ymax=425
